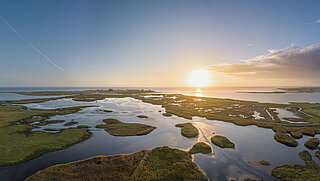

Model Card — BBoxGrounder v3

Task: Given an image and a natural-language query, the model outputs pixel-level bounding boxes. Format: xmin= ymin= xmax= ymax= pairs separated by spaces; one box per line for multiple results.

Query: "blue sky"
xmin=1 ymin=0 xmax=319 ymax=87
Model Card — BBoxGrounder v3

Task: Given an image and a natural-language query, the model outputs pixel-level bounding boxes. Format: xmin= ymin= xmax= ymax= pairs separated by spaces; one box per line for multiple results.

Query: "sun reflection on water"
xmin=194 ymin=88 xmax=203 ymax=97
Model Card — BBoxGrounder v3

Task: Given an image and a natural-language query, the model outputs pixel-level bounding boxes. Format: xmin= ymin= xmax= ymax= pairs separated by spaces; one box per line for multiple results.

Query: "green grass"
xmin=26 ymin=146 xmax=207 ymax=181
xmin=96 ymin=118 xmax=156 ymax=136
xmin=36 ymin=120 xmax=65 ymax=126
xmin=189 ymin=142 xmax=212 ymax=154
xmin=72 ymin=98 xmax=100 ymax=102
xmin=5 ymin=97 xmax=68 ymax=104
xmin=211 ymin=135 xmax=235 ymax=148
xmin=175 ymin=123 xmax=198 ymax=138
xmin=304 ymin=109 xmax=320 ymax=117
xmin=272 ymin=150 xmax=320 ymax=181
xmin=0 ymin=105 xmax=92 ymax=166
xmin=64 ymin=121 xmax=78 ymax=126
xmin=77 ymin=125 xmax=89 ymax=128
xmin=304 ymin=138 xmax=320 ymax=150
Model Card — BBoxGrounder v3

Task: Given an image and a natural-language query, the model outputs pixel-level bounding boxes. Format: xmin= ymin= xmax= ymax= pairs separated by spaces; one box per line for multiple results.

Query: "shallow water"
xmin=1 ymin=97 xmax=319 ymax=181
xmin=155 ymin=87 xmax=320 ymax=104
xmin=1 ymin=87 xmax=320 ymax=104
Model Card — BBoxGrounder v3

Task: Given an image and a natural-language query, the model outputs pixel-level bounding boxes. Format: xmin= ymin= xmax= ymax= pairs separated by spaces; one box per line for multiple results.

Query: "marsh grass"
xmin=211 ymin=135 xmax=235 ymax=148
xmin=272 ymin=150 xmax=320 ymax=180
xmin=175 ymin=123 xmax=198 ymax=138
xmin=0 ymin=105 xmax=92 ymax=166
xmin=26 ymin=146 xmax=207 ymax=181
xmin=96 ymin=118 xmax=156 ymax=136
xmin=189 ymin=142 xmax=212 ymax=154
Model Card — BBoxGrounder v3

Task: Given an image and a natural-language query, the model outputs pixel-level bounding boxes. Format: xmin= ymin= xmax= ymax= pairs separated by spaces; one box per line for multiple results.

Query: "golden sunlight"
xmin=188 ymin=69 xmax=211 ymax=87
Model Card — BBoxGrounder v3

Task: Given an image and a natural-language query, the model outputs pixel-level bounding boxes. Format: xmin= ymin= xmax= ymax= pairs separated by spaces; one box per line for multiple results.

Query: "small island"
xmin=272 ymin=150 xmax=320 ymax=180
xmin=96 ymin=118 xmax=156 ymax=136
xmin=259 ymin=160 xmax=270 ymax=166
xmin=211 ymin=135 xmax=235 ymax=148
xmin=137 ymin=115 xmax=148 ymax=118
xmin=304 ymin=138 xmax=320 ymax=149
xmin=274 ymin=132 xmax=298 ymax=147
xmin=26 ymin=146 xmax=207 ymax=181
xmin=175 ymin=123 xmax=199 ymax=138
xmin=189 ymin=142 xmax=212 ymax=154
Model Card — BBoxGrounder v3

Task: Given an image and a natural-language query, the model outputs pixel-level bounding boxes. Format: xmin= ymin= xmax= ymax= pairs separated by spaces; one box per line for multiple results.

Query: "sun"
xmin=188 ymin=69 xmax=211 ymax=87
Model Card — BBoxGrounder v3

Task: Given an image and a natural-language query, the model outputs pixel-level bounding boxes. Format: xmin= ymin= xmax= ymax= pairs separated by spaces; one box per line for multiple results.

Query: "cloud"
xmin=209 ymin=43 xmax=320 ymax=81
xmin=307 ymin=19 xmax=320 ymax=25
xmin=247 ymin=43 xmax=253 ymax=47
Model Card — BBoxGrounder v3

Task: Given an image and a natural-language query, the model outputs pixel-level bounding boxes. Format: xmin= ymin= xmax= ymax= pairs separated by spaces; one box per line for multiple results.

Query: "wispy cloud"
xmin=247 ymin=43 xmax=253 ymax=47
xmin=209 ymin=43 xmax=320 ymax=81
xmin=0 ymin=16 xmax=65 ymax=72
xmin=307 ymin=19 xmax=320 ymax=25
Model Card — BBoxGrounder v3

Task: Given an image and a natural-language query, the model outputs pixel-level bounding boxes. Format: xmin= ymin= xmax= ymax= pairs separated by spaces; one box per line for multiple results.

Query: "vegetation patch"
xmin=26 ymin=146 xmax=207 ymax=181
xmin=259 ymin=160 xmax=270 ymax=165
xmin=271 ymin=150 xmax=320 ymax=181
xmin=137 ymin=115 xmax=148 ymax=118
xmin=175 ymin=123 xmax=198 ymax=138
xmin=316 ymin=151 xmax=320 ymax=160
xmin=43 ymin=128 xmax=59 ymax=132
xmin=77 ymin=125 xmax=89 ymax=129
xmin=304 ymin=138 xmax=320 ymax=150
xmin=72 ymin=98 xmax=100 ymax=102
xmin=5 ymin=97 xmax=67 ymax=104
xmin=211 ymin=135 xmax=235 ymax=148
xmin=274 ymin=131 xmax=298 ymax=147
xmin=162 ymin=112 xmax=172 ymax=117
xmin=103 ymin=110 xmax=113 ymax=113
xmin=0 ymin=105 xmax=92 ymax=166
xmin=36 ymin=120 xmax=65 ymax=126
xmin=289 ymin=130 xmax=303 ymax=139
xmin=96 ymin=118 xmax=156 ymax=136
xmin=64 ymin=121 xmax=79 ymax=126
xmin=189 ymin=142 xmax=212 ymax=154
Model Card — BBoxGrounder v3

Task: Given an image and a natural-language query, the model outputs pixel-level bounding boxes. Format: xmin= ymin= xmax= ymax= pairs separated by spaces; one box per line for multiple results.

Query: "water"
xmin=0 ymin=87 xmax=319 ymax=180
xmin=154 ymin=87 xmax=320 ymax=104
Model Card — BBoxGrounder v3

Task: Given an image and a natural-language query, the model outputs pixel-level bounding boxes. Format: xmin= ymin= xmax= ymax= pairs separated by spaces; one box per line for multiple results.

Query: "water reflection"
xmin=194 ymin=88 xmax=203 ymax=97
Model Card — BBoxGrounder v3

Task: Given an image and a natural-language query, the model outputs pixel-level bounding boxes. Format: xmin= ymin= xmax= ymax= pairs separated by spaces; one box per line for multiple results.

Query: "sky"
xmin=0 ymin=0 xmax=319 ymax=87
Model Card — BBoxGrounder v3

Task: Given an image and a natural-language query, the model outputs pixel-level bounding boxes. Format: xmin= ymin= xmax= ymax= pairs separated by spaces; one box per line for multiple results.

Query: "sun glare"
xmin=188 ymin=69 xmax=211 ymax=87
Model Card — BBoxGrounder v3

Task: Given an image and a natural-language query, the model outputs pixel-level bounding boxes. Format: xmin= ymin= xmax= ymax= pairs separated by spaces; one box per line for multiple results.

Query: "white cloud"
xmin=209 ymin=43 xmax=320 ymax=81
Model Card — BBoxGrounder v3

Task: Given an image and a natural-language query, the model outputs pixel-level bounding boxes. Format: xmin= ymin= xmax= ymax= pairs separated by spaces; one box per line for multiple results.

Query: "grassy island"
xmin=259 ymin=160 xmax=270 ymax=165
xmin=137 ymin=115 xmax=148 ymax=118
xmin=272 ymin=150 xmax=320 ymax=180
xmin=175 ymin=123 xmax=198 ymax=138
xmin=0 ymin=104 xmax=92 ymax=166
xmin=36 ymin=120 xmax=65 ymax=126
xmin=162 ymin=112 xmax=172 ymax=117
xmin=26 ymin=146 xmax=207 ymax=181
xmin=77 ymin=125 xmax=89 ymax=129
xmin=64 ymin=121 xmax=79 ymax=126
xmin=274 ymin=131 xmax=298 ymax=147
xmin=189 ymin=142 xmax=212 ymax=154
xmin=96 ymin=118 xmax=156 ymax=136
xmin=211 ymin=135 xmax=235 ymax=148
xmin=304 ymin=138 xmax=320 ymax=149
